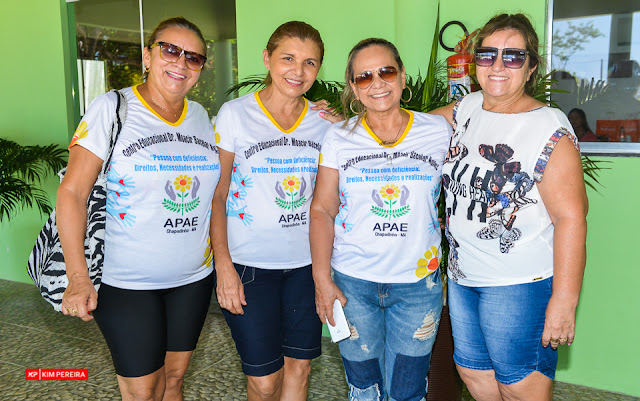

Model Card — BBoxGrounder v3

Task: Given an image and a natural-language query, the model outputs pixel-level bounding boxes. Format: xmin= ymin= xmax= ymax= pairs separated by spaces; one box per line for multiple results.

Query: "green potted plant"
xmin=0 ymin=138 xmax=67 ymax=222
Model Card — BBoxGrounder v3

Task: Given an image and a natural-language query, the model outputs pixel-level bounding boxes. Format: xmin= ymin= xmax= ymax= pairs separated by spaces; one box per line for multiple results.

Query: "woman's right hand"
xmin=314 ymin=278 xmax=347 ymax=326
xmin=61 ymin=274 xmax=97 ymax=322
xmin=215 ymin=261 xmax=247 ymax=315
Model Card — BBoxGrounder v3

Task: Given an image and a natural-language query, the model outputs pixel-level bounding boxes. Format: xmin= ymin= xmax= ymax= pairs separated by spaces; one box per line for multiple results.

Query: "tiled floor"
xmin=0 ymin=278 xmax=637 ymax=401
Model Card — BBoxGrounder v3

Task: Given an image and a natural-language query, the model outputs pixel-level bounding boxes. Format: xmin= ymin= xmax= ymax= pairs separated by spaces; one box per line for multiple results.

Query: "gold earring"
xmin=144 ymin=66 xmax=150 ymax=73
xmin=350 ymin=98 xmax=364 ymax=115
xmin=401 ymin=87 xmax=413 ymax=103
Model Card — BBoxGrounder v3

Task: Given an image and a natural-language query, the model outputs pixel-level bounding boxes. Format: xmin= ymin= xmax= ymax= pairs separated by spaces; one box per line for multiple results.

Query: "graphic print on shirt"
xmin=370 ymin=184 xmax=411 ymax=237
xmin=106 ymin=162 xmax=136 ymax=227
xmin=334 ymin=186 xmax=353 ymax=233
xmin=444 ymin=218 xmax=467 ymax=282
xmin=416 ymin=245 xmax=440 ymax=278
xmin=69 ymin=121 xmax=89 ymax=149
xmin=428 ymin=185 xmax=441 ymax=235
xmin=275 ymin=175 xmax=307 ymax=211
xmin=227 ymin=162 xmax=254 ymax=226
xmin=163 ymin=174 xmax=201 ymax=215
xmin=443 ymin=138 xmax=538 ymax=255
xmin=203 ymin=237 xmax=213 ymax=268
xmin=371 ymin=184 xmax=411 ymax=220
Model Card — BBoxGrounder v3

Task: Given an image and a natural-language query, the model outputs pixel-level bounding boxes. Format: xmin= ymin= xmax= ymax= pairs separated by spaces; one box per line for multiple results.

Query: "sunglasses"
xmin=475 ymin=47 xmax=529 ymax=69
xmin=353 ymin=66 xmax=398 ymax=89
xmin=150 ymin=42 xmax=207 ymax=71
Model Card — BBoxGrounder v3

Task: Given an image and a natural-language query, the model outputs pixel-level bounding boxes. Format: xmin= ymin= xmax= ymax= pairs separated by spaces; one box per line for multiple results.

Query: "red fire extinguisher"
xmin=439 ymin=21 xmax=478 ymax=100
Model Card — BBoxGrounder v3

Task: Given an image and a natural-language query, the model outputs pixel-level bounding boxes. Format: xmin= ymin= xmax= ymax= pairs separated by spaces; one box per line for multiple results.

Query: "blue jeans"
xmin=217 ymin=264 xmax=322 ymax=376
xmin=333 ymin=269 xmax=443 ymax=401
xmin=448 ymin=277 xmax=557 ymax=384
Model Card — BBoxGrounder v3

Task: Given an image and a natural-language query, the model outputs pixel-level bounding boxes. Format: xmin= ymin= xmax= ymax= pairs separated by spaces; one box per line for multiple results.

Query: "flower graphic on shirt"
xmin=163 ymin=175 xmax=201 ymax=216
xmin=227 ymin=162 xmax=255 ymax=225
xmin=69 ymin=121 xmax=88 ymax=148
xmin=371 ymin=184 xmax=410 ymax=220
xmin=334 ymin=187 xmax=354 ymax=232
xmin=106 ymin=161 xmax=136 ymax=227
xmin=275 ymin=175 xmax=307 ymax=211
xmin=416 ymin=246 xmax=440 ymax=278
xmin=380 ymin=184 xmax=401 ymax=200
xmin=283 ymin=176 xmax=301 ymax=191
xmin=174 ymin=175 xmax=193 ymax=192
xmin=203 ymin=238 xmax=213 ymax=268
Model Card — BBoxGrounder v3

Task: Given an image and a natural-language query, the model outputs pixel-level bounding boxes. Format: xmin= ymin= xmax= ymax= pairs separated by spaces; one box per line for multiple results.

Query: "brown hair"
xmin=474 ymin=13 xmax=543 ymax=94
xmin=341 ymin=38 xmax=404 ymax=122
xmin=143 ymin=17 xmax=207 ymax=80
xmin=264 ymin=21 xmax=324 ymax=85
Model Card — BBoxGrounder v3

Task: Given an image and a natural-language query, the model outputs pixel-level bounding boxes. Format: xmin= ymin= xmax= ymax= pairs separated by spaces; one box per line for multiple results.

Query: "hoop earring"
xmin=350 ymin=98 xmax=364 ymax=114
xmin=401 ymin=87 xmax=413 ymax=103
xmin=144 ymin=66 xmax=150 ymax=73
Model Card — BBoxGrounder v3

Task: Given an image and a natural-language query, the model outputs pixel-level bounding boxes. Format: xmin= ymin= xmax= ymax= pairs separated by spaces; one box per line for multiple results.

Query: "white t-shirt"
xmin=443 ymin=91 xmax=579 ymax=287
xmin=70 ymin=86 xmax=220 ymax=289
xmin=215 ymin=91 xmax=332 ymax=269
xmin=320 ymin=111 xmax=451 ymax=283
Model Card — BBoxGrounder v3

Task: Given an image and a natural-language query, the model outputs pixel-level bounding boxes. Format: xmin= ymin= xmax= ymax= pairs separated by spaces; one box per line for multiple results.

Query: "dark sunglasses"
xmin=475 ymin=47 xmax=529 ymax=69
xmin=150 ymin=42 xmax=207 ymax=71
xmin=353 ymin=66 xmax=398 ymax=89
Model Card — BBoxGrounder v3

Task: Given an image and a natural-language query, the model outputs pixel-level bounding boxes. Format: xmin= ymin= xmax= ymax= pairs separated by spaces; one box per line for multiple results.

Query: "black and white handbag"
xmin=27 ymin=90 xmax=127 ymax=312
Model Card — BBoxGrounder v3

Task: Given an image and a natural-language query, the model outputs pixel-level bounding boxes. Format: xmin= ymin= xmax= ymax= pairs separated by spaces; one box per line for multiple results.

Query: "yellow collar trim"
xmin=362 ymin=109 xmax=414 ymax=148
xmin=254 ymin=90 xmax=308 ymax=133
xmin=133 ymin=84 xmax=188 ymax=127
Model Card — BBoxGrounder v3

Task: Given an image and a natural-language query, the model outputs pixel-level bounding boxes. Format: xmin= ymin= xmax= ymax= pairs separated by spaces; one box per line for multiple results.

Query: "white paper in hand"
xmin=327 ymin=299 xmax=350 ymax=343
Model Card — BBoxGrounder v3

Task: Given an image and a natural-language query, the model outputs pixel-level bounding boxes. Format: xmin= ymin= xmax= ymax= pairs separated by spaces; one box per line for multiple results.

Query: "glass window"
xmin=73 ymin=0 xmax=237 ymax=119
xmin=551 ymin=0 xmax=640 ymax=155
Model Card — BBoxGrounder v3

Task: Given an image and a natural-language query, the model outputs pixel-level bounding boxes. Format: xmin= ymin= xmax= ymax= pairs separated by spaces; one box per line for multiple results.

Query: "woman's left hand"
xmin=311 ymin=99 xmax=343 ymax=123
xmin=542 ymin=294 xmax=577 ymax=349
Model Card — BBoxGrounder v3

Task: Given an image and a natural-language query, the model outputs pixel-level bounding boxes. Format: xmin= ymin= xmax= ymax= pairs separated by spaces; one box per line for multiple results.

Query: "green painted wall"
xmin=1 ymin=0 xmax=638 ymax=397
xmin=236 ymin=0 xmax=545 ymax=82
xmin=0 ymin=0 xmax=74 ymax=283
xmin=555 ymin=157 xmax=640 ymax=396
xmin=236 ymin=0 xmax=639 ymax=397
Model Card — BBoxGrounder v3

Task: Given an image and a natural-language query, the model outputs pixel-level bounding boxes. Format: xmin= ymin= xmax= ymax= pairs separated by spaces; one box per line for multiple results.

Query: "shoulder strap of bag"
xmin=100 ymin=90 xmax=128 ymax=176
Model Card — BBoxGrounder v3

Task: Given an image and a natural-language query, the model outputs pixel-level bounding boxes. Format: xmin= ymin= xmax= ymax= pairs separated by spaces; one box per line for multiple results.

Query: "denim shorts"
xmin=333 ymin=269 xmax=443 ymax=401
xmin=448 ymin=277 xmax=558 ymax=385
xmin=216 ymin=264 xmax=322 ymax=377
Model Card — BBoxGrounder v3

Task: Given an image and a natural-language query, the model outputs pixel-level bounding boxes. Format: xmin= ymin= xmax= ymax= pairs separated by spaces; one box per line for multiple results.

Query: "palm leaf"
xmin=305 ymin=79 xmax=345 ymax=112
xmin=531 ymin=71 xmax=567 ymax=109
xmin=421 ymin=2 xmax=441 ymax=110
xmin=225 ymin=74 xmax=267 ymax=97
xmin=581 ymin=155 xmax=609 ymax=191
xmin=0 ymin=137 xmax=67 ymax=221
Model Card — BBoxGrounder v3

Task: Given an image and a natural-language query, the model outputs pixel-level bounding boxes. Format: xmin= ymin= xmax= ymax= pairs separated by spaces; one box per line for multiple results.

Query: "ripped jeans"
xmin=333 ymin=269 xmax=443 ymax=401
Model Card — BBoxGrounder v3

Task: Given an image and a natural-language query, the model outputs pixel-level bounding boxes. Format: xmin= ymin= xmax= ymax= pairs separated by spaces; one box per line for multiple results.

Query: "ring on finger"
xmin=550 ymin=338 xmax=559 ymax=343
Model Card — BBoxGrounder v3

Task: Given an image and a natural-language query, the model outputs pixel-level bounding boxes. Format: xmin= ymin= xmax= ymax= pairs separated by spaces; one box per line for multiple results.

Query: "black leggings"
xmin=93 ymin=273 xmax=214 ymax=377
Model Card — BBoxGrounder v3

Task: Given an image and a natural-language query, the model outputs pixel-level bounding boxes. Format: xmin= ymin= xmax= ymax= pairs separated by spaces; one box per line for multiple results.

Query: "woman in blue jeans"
xmin=310 ymin=38 xmax=452 ymax=401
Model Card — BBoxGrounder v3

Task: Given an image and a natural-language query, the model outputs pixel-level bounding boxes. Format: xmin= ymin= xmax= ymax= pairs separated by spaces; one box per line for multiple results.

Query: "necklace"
xmin=367 ymin=112 xmax=405 ymax=147
xmin=150 ymin=95 xmax=182 ymax=119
